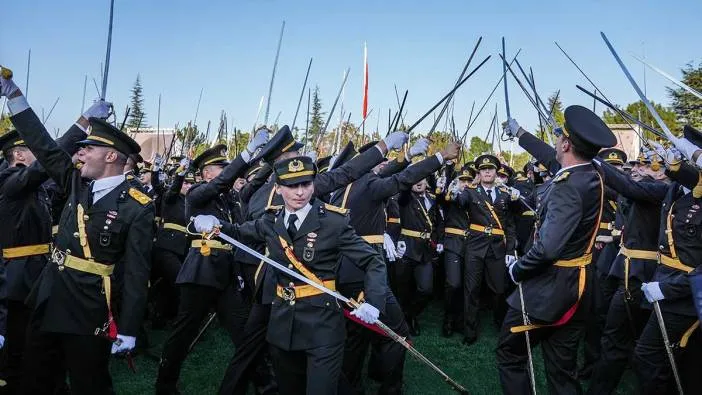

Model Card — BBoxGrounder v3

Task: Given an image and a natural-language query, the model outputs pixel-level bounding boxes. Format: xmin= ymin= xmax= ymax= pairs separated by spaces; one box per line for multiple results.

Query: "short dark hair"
xmin=113 ymin=150 xmax=128 ymax=167
xmin=3 ymin=146 xmax=26 ymax=164
xmin=568 ymin=138 xmax=597 ymax=161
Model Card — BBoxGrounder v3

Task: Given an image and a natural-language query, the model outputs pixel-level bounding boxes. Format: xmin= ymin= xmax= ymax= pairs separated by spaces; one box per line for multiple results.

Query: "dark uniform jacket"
xmin=510 ymin=163 xmax=603 ymax=323
xmin=652 ymin=162 xmax=702 ymax=317
xmin=178 ymin=156 xmax=250 ymax=290
xmin=222 ymin=198 xmax=387 ymax=351
xmin=397 ymin=190 xmax=438 ymax=263
xmin=331 ymin=155 xmax=443 ymax=284
xmin=154 ymin=174 xmax=188 ymax=256
xmin=0 ymin=124 xmax=86 ymax=301
xmin=597 ymin=161 xmax=667 ymax=283
xmin=436 ymin=166 xmax=471 ymax=257
xmin=454 ymin=184 xmax=518 ymax=257
xmin=11 ymin=109 xmax=154 ymax=337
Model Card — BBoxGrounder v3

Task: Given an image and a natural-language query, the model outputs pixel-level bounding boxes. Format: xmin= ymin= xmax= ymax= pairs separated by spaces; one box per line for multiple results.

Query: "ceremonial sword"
xmin=502 ymin=37 xmax=510 ymax=120
xmin=600 ymin=32 xmax=677 ymax=143
xmin=264 ymin=21 xmax=286 ymax=126
xmin=101 ymin=0 xmax=115 ymax=100
xmin=203 ymin=226 xmax=470 ymax=394
xmin=653 ymin=301 xmax=684 ymax=395
xmin=631 ymin=54 xmax=702 ymax=100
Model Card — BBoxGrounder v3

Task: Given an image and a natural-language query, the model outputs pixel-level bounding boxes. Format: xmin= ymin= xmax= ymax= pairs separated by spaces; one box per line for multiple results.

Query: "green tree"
xmin=0 ymin=113 xmax=12 ymax=134
xmin=127 ymin=74 xmax=148 ymax=129
xmin=668 ymin=62 xmax=702 ymax=128
xmin=308 ymin=85 xmax=325 ymax=148
xmin=465 ymin=136 xmax=492 ymax=162
xmin=227 ymin=129 xmax=249 ymax=157
xmin=533 ymin=91 xmax=563 ymax=143
xmin=601 ymin=100 xmax=679 ymax=139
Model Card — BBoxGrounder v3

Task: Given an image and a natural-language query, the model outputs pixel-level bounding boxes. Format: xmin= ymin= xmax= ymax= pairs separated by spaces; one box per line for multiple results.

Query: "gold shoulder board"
xmin=324 ymin=203 xmax=349 ymax=215
xmin=265 ymin=205 xmax=283 ymax=211
xmin=553 ymin=171 xmax=570 ymax=183
xmin=128 ymin=188 xmax=152 ymax=205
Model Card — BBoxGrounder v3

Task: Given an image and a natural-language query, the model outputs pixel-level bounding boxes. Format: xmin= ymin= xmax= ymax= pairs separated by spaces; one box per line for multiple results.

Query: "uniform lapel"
xmin=274 ymin=211 xmax=293 ymax=246
xmin=295 ymin=204 xmax=320 ymax=242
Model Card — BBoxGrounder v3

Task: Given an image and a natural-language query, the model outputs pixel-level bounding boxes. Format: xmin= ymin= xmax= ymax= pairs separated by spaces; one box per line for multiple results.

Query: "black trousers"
xmin=150 ymin=249 xmax=184 ymax=325
xmin=634 ymin=309 xmax=702 ymax=395
xmin=393 ymin=257 xmax=433 ymax=319
xmin=218 ymin=302 xmax=275 ymax=395
xmin=339 ymin=284 xmax=407 ymax=395
xmin=21 ymin=304 xmax=112 ymax=395
xmin=443 ymin=250 xmax=464 ymax=324
xmin=0 ymin=300 xmax=31 ymax=393
xmin=464 ymin=248 xmax=505 ymax=340
xmin=270 ymin=341 xmax=344 ymax=395
xmin=588 ymin=279 xmax=649 ymax=394
xmin=156 ymin=284 xmax=248 ymax=394
xmin=496 ymin=298 xmax=588 ymax=395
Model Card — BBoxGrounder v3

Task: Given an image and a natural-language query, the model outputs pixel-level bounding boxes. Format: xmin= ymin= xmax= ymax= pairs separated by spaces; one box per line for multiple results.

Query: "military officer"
xmin=447 ymin=153 xmax=519 ymax=345
xmin=0 ymin=100 xmax=110 ymax=392
xmin=155 ymin=129 xmax=271 ymax=394
xmin=497 ymin=106 xmax=617 ymax=394
xmin=1 ymin=72 xmax=155 ymax=394
xmin=194 ymin=155 xmax=387 ymax=395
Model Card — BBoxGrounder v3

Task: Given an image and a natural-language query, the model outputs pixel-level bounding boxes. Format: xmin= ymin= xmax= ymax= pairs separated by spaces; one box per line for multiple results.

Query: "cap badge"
xmin=288 ymin=159 xmax=304 ymax=173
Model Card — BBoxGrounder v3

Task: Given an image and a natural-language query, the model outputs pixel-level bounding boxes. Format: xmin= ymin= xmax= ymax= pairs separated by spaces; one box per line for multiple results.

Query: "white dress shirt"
xmin=92 ymin=174 xmax=126 ymax=203
xmin=284 ymin=203 xmax=313 ymax=229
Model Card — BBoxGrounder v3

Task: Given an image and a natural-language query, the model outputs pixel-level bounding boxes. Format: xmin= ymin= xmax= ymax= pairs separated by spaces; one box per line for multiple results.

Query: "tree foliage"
xmin=307 ymin=85 xmax=325 ymax=149
xmin=601 ymin=100 xmax=679 ymax=139
xmin=668 ymin=62 xmax=702 ymax=128
xmin=127 ymin=74 xmax=148 ymax=129
xmin=0 ymin=113 xmax=12 ymax=134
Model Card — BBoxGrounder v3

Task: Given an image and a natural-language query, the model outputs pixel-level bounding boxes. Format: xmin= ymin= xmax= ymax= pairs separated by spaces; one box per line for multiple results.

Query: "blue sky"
xmin=2 ymin=0 xmax=700 ymax=150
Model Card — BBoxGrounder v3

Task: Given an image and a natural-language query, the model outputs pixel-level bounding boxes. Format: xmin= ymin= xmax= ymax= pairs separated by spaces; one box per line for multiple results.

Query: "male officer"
xmin=1 ymin=70 xmax=154 ymax=394
xmin=496 ymin=106 xmax=617 ymax=394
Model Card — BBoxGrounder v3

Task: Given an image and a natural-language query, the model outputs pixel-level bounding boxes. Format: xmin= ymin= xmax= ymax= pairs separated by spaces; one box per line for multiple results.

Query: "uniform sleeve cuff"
xmin=74 ymin=122 xmax=87 ymax=132
xmin=7 ymin=95 xmax=30 ymax=115
xmin=434 ymin=152 xmax=444 ymax=165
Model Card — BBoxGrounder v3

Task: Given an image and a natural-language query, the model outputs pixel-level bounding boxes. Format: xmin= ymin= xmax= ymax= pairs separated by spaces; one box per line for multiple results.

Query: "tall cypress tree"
xmin=668 ymin=62 xmax=702 ymax=128
xmin=127 ymin=74 xmax=148 ymax=130
xmin=308 ymin=85 xmax=325 ymax=146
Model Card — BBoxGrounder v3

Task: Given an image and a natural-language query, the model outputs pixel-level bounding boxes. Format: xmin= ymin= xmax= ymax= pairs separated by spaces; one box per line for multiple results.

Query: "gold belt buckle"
xmin=282 ymin=287 xmax=296 ymax=304
xmin=484 ymin=226 xmax=493 ymax=235
xmin=51 ymin=248 xmax=66 ymax=270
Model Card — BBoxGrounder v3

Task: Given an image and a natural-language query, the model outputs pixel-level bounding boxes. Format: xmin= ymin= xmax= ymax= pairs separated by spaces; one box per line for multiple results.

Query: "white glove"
xmin=436 ymin=243 xmax=444 ymax=253
xmin=642 ymin=282 xmax=665 ymax=303
xmin=396 ymin=241 xmax=406 ymax=259
xmin=351 ymin=302 xmax=380 ymax=324
xmin=447 ymin=178 xmax=461 ymax=200
xmin=82 ymin=99 xmax=112 ymax=120
xmin=0 ymin=68 xmax=20 ymax=97
xmin=193 ymin=215 xmax=221 ymax=233
xmin=110 ymin=334 xmax=136 ymax=354
xmin=242 ymin=128 xmax=270 ymax=162
xmin=508 ymin=186 xmax=521 ymax=201
xmin=177 ymin=158 xmax=190 ymax=176
xmin=435 ymin=175 xmax=447 ymax=193
xmin=669 ymin=135 xmax=701 ymax=162
xmin=383 ymin=131 xmax=409 ymax=151
xmin=505 ymin=254 xmax=517 ymax=267
xmin=648 ymin=139 xmax=683 ymax=166
xmin=306 ymin=151 xmax=317 ymax=163
xmin=0 ymin=334 xmax=4 ymax=349
xmin=383 ymin=233 xmax=397 ymax=262
xmin=152 ymin=154 xmax=164 ymax=172
xmin=595 ymin=235 xmax=614 ymax=244
xmin=502 ymin=117 xmax=520 ymax=138
xmin=508 ymin=261 xmax=519 ymax=284
xmin=409 ymin=138 xmax=430 ymax=157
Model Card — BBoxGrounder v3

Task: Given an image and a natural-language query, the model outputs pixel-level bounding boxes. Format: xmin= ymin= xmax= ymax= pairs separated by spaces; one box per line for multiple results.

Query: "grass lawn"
xmin=111 ymin=302 xmax=637 ymax=394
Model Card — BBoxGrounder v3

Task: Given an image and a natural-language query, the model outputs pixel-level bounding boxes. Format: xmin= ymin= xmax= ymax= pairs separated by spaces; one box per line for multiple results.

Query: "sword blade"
xmin=502 ymin=37 xmax=510 ymax=119
xmin=653 ymin=301 xmax=684 ymax=395
xmin=601 ymin=32 xmax=675 ymax=140
xmin=101 ymin=0 xmax=115 ymax=100
xmin=264 ymin=21 xmax=286 ymax=126
xmin=632 ymin=54 xmax=702 ymax=101
xmin=292 ymin=57 xmax=313 ymax=130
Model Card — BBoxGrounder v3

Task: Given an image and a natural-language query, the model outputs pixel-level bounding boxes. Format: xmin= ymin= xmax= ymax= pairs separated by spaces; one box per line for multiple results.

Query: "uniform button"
xmin=83 ymin=215 xmax=89 ymax=221
xmin=103 ymin=226 xmax=109 ymax=230
xmin=326 ymin=302 xmax=330 ymax=306
xmin=289 ymin=282 xmax=294 ymax=287
xmin=659 ymin=245 xmax=664 ymax=250
xmin=288 ymin=264 xmax=293 ymax=269
xmin=73 ymin=232 xmax=79 ymax=238
xmin=65 ymin=249 xmax=71 ymax=254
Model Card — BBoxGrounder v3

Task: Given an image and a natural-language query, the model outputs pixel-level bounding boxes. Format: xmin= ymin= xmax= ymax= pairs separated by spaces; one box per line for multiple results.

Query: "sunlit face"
xmin=276 ymin=181 xmax=314 ymax=211
xmin=10 ymin=147 xmax=36 ymax=167
xmin=457 ymin=178 xmax=470 ymax=189
xmin=555 ymin=135 xmax=568 ymax=164
xmin=233 ymin=178 xmax=246 ymax=192
xmin=76 ymin=145 xmax=118 ymax=180
xmin=139 ymin=171 xmax=152 ymax=185
xmin=479 ymin=168 xmax=496 ymax=184
xmin=202 ymin=164 xmax=224 ymax=182
xmin=412 ymin=179 xmax=428 ymax=193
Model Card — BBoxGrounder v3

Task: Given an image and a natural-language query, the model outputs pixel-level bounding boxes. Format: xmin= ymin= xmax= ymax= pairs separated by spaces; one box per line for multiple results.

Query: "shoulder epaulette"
xmin=128 ymin=187 xmax=152 ymax=205
xmin=324 ymin=203 xmax=349 ymax=215
xmin=553 ymin=171 xmax=570 ymax=183
xmin=126 ymin=174 xmax=135 ymax=180
xmin=467 ymin=184 xmax=478 ymax=189
xmin=515 ymin=176 xmax=528 ymax=182
xmin=265 ymin=205 xmax=283 ymax=212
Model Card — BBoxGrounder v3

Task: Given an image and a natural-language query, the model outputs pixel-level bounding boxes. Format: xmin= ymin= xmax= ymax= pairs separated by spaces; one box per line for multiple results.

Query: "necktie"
xmin=84 ymin=181 xmax=95 ymax=208
xmin=287 ymin=214 xmax=298 ymax=239
xmin=486 ymin=189 xmax=494 ymax=203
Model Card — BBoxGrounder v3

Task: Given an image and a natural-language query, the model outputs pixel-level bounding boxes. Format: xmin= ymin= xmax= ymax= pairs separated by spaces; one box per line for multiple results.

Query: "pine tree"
xmin=668 ymin=62 xmax=702 ymax=128
xmin=602 ymin=100 xmax=679 ymax=139
xmin=127 ymin=74 xmax=148 ymax=130
xmin=308 ymin=85 xmax=325 ymax=147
